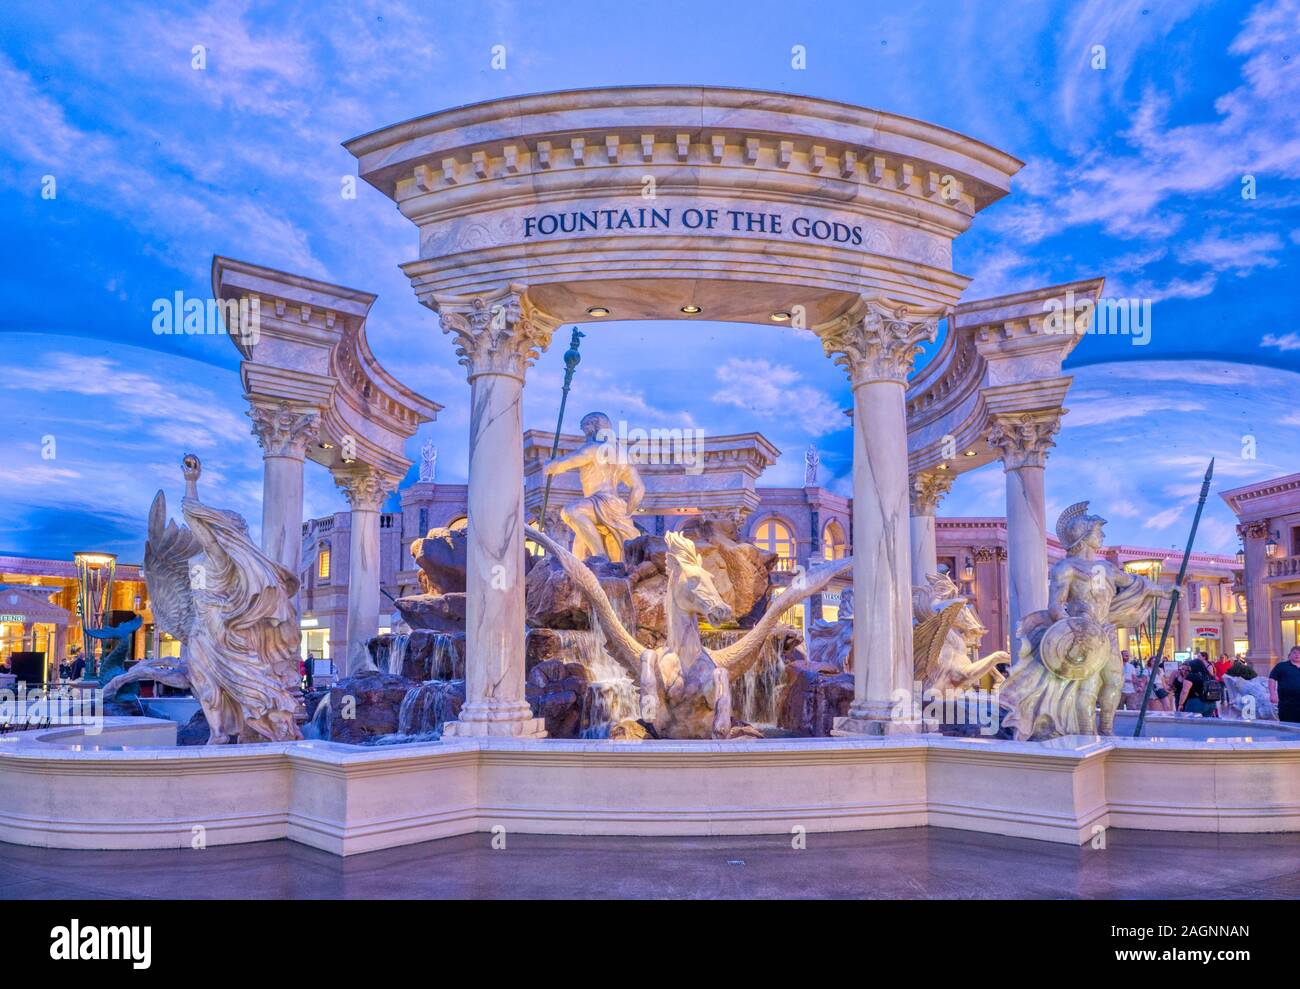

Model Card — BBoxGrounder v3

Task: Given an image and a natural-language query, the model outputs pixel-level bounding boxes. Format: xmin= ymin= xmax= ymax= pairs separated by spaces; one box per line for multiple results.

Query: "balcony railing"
xmin=1268 ymin=554 xmax=1300 ymax=579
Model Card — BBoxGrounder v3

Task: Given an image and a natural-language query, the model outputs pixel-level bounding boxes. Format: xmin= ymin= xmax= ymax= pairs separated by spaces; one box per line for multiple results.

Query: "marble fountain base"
xmin=2 ymin=714 xmax=1299 ymax=855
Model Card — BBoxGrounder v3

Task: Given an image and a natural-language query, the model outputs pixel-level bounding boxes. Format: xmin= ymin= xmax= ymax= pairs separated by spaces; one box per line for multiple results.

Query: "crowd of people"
xmin=1119 ymin=645 xmax=1300 ymax=723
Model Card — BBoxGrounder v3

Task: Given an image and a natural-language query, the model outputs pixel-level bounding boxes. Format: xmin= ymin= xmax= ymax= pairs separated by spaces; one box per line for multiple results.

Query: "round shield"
xmin=1038 ymin=617 xmax=1110 ymax=681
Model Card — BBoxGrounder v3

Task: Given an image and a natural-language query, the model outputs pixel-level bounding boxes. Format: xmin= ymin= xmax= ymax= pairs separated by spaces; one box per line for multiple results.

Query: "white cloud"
xmin=1262 ymin=333 xmax=1300 ymax=351
xmin=712 ymin=359 xmax=847 ymax=438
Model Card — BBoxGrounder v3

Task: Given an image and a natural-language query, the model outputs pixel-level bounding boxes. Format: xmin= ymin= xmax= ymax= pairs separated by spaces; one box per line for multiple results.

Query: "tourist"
xmin=1120 ymin=650 xmax=1139 ymax=709
xmin=1180 ymin=653 xmax=1221 ymax=717
xmin=1269 ymin=646 xmax=1300 ymax=724
xmin=1227 ymin=658 xmax=1256 ymax=679
xmin=68 ymin=650 xmax=85 ymax=680
xmin=304 ymin=653 xmax=315 ymax=691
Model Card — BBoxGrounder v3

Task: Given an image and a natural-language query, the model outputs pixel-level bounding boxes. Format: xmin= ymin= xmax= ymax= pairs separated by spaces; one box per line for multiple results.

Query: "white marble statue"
xmin=527 ymin=525 xmax=851 ymax=739
xmin=912 ymin=572 xmax=1009 ymax=693
xmin=1222 ymin=674 xmax=1278 ymax=722
xmin=804 ymin=445 xmax=819 ymax=485
xmin=107 ymin=455 xmax=304 ymax=744
xmin=999 ymin=502 xmax=1172 ymax=740
xmin=542 ymin=411 xmax=645 ymax=562
xmin=419 ymin=440 xmax=437 ymax=483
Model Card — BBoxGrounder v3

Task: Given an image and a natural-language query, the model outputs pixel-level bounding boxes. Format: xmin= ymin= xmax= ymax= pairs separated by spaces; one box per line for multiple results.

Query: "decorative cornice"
xmin=910 ymin=470 xmax=955 ymax=515
xmin=817 ymin=299 xmax=941 ymax=387
xmin=247 ymin=400 xmax=321 ymax=460
xmin=435 ymin=286 xmax=557 ymax=383
xmin=1238 ymin=520 xmax=1271 ymax=540
xmin=986 ymin=410 xmax=1063 ymax=470
xmin=334 ymin=466 xmax=395 ymax=513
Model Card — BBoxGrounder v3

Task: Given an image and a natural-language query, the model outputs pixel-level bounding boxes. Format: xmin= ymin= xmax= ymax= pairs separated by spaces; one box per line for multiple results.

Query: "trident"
xmin=538 ymin=328 xmax=585 ymax=531
xmin=1134 ymin=458 xmax=1214 ymax=736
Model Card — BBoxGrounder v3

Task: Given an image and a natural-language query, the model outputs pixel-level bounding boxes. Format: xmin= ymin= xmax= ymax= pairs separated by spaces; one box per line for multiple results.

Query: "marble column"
xmin=248 ymin=400 xmax=320 ymax=573
xmin=1238 ymin=521 xmax=1273 ymax=669
xmin=438 ymin=291 xmax=555 ymax=738
xmin=817 ymin=300 xmax=939 ymax=734
xmin=334 ymin=465 xmax=392 ymax=679
xmin=908 ymin=470 xmax=954 ymax=586
xmin=988 ymin=412 xmax=1061 ymax=666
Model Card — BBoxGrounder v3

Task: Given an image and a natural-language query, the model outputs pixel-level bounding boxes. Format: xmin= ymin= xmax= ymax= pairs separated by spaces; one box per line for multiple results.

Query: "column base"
xmin=441 ymin=718 xmax=548 ymax=739
xmin=830 ymin=716 xmax=928 ymax=737
xmin=441 ymin=701 xmax=548 ymax=739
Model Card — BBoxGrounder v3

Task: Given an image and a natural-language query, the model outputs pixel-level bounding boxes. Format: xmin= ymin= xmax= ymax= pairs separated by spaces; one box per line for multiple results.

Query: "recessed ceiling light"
xmin=770 ymin=311 xmax=792 ymax=322
xmin=680 ymin=305 xmax=702 ymax=315
xmin=937 ymin=463 xmax=949 ymax=470
xmin=586 ymin=306 xmax=610 ymax=317
xmin=964 ymin=450 xmax=977 ymax=457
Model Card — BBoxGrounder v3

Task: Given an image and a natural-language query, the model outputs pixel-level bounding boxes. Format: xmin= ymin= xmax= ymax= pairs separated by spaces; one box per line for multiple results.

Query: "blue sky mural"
xmin=0 ymin=0 xmax=1296 ymax=561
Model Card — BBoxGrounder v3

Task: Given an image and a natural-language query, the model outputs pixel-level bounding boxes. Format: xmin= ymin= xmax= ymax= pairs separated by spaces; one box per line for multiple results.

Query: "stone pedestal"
xmin=818 ymin=300 xmax=938 ymax=735
xmin=988 ymin=413 xmax=1060 ymax=665
xmin=435 ymin=292 xmax=555 ymax=739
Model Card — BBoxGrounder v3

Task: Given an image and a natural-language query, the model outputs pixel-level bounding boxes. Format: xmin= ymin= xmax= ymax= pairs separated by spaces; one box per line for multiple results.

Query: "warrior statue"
xmin=911 ymin=572 xmax=1009 ymax=693
xmin=104 ymin=455 xmax=304 ymax=743
xmin=543 ymin=411 xmax=645 ymax=562
xmin=999 ymin=502 xmax=1172 ymax=739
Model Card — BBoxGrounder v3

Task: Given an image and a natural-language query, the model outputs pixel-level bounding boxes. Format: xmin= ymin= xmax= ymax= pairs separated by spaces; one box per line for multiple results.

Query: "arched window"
xmin=317 ymin=541 xmax=332 ymax=582
xmin=822 ymin=519 xmax=847 ymax=560
xmin=753 ymin=518 xmax=796 ymax=566
xmin=448 ymin=516 xmax=469 ymax=533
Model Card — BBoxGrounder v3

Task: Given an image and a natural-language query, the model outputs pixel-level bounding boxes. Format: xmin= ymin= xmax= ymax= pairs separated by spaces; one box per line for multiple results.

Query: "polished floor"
xmin=2 ymin=827 xmax=1298 ymax=899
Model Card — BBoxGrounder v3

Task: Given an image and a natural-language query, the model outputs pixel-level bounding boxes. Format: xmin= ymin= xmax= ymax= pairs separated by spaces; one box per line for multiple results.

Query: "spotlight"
xmin=585 ymin=306 xmax=610 ymax=317
xmin=770 ymin=311 xmax=792 ymax=322
xmin=964 ymin=450 xmax=977 ymax=457
xmin=680 ymin=305 xmax=702 ymax=315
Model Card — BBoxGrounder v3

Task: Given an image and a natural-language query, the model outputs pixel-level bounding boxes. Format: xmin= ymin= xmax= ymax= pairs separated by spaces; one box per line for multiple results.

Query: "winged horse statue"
xmin=104 ymin=455 xmax=303 ymax=743
xmin=911 ymin=571 xmax=1009 ymax=693
xmin=526 ymin=525 xmax=851 ymax=739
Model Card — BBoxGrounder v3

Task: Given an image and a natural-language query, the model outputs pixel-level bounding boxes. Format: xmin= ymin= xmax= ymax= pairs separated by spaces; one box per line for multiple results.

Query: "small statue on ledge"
xmin=543 ymin=411 xmax=645 ymax=562
xmin=999 ymin=502 xmax=1172 ymax=740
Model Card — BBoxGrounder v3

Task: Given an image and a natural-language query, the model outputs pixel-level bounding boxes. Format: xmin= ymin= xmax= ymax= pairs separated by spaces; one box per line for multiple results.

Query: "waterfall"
xmin=425 ymin=632 xmax=459 ymax=680
xmin=702 ymin=628 xmax=789 ymax=727
xmin=303 ymin=694 xmax=331 ymax=740
xmin=397 ymin=679 xmax=462 ymax=736
xmin=384 ymin=633 xmax=410 ymax=676
xmin=550 ymin=615 xmax=642 ymax=738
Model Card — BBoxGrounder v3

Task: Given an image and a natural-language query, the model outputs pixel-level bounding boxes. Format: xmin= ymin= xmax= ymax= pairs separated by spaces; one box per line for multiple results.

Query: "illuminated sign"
xmin=0 ymin=613 xmax=25 ymax=623
xmin=1283 ymin=603 xmax=1300 ymax=614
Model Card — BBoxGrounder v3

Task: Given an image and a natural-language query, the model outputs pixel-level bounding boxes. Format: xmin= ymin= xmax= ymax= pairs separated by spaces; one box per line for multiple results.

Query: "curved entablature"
xmin=347 ymin=86 xmax=1023 ymax=326
xmin=212 ymin=256 xmax=442 ymax=483
xmin=905 ymin=278 xmax=1104 ymax=478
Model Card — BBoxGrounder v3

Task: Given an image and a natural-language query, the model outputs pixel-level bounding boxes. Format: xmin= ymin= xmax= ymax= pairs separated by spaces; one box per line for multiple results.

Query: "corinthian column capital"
xmin=333 ymin=465 xmax=394 ymax=512
xmin=436 ymin=286 xmax=558 ymax=383
xmin=816 ymin=298 xmax=941 ymax=387
xmin=247 ymin=399 xmax=320 ymax=459
xmin=987 ymin=411 xmax=1064 ymax=470
xmin=910 ymin=470 xmax=955 ymax=515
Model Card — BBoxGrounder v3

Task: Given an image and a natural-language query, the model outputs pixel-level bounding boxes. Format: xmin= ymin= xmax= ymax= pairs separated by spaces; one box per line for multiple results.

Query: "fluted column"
xmin=988 ymin=412 xmax=1062 ymax=665
xmin=247 ymin=399 xmax=320 ymax=573
xmin=909 ymin=470 xmax=954 ymax=586
xmin=438 ymin=288 xmax=556 ymax=738
xmin=817 ymin=299 xmax=939 ymax=734
xmin=1237 ymin=520 xmax=1273 ymax=669
xmin=334 ymin=465 xmax=393 ymax=679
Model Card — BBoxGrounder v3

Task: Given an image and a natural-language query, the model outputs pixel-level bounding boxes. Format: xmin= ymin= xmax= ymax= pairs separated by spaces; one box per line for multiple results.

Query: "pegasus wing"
xmin=143 ymin=490 xmax=200 ymax=640
xmin=524 ymin=526 xmax=646 ymax=673
xmin=913 ymin=600 xmax=965 ymax=685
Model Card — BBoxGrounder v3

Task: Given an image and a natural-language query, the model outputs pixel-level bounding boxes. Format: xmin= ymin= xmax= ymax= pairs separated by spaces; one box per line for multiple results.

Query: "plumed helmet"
xmin=1055 ymin=501 xmax=1107 ymax=553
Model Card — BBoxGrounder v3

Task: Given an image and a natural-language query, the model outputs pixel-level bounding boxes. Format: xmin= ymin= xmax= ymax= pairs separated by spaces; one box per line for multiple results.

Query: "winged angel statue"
xmin=104 ymin=455 xmax=303 ymax=743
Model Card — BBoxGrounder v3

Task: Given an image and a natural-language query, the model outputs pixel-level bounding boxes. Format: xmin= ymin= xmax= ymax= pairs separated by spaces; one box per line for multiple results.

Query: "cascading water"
xmin=546 ymin=613 xmax=641 ymax=738
xmin=383 ymin=633 xmax=410 ymax=676
xmin=397 ymin=679 xmax=462 ymax=736
xmin=425 ymin=633 xmax=459 ymax=680
xmin=702 ymin=628 xmax=791 ymax=727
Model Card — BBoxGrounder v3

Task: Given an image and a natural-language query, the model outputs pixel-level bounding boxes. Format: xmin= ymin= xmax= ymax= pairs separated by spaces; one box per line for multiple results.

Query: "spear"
xmin=1134 ymin=457 xmax=1215 ymax=737
xmin=538 ymin=328 xmax=585 ymax=531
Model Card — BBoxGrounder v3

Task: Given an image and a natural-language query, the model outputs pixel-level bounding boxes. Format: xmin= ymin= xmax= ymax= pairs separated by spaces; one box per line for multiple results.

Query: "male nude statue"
xmin=543 ymin=411 xmax=645 ymax=562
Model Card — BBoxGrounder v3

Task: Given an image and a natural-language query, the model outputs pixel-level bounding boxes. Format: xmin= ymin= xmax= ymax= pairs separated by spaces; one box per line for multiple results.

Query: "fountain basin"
xmin=2 ymin=717 xmax=1299 ymax=854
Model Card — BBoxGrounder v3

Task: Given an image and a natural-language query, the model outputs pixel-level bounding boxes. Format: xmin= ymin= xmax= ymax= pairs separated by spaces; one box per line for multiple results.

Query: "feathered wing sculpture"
xmin=525 ymin=526 xmax=647 ymax=674
xmin=144 ymin=490 xmax=201 ymax=642
xmin=523 ymin=525 xmax=852 ymax=674
xmin=707 ymin=556 xmax=852 ymax=673
xmin=912 ymin=600 xmax=965 ymax=686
